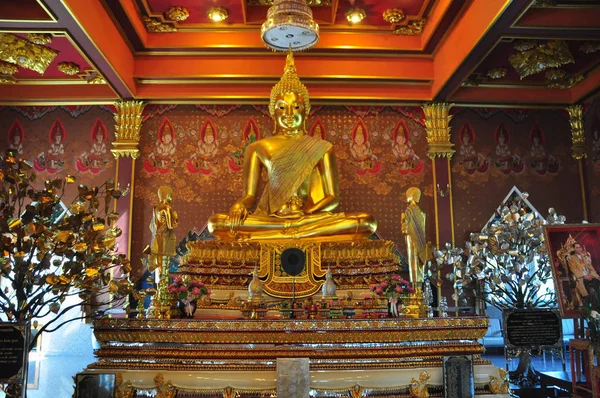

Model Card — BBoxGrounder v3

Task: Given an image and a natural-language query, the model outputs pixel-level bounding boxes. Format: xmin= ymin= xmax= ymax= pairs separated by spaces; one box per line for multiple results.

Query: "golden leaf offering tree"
xmin=0 ymin=149 xmax=134 ymax=353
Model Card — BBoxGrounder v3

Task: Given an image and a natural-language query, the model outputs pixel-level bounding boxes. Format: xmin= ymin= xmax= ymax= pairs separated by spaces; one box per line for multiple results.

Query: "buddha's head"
xmin=270 ymin=49 xmax=311 ymax=134
xmin=406 ymin=187 xmax=421 ymax=204
xmin=157 ymin=185 xmax=173 ymax=203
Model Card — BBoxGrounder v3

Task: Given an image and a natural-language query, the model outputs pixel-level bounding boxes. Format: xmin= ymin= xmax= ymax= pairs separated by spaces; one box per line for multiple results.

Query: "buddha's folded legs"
xmin=207 ymin=212 xmax=376 ymax=241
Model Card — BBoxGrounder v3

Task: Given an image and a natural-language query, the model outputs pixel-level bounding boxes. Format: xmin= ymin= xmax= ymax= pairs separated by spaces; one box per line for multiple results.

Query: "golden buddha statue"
xmin=208 ymin=50 xmax=376 ymax=242
xmin=150 ymin=186 xmax=178 ymax=271
xmin=401 ymin=187 xmax=430 ymax=283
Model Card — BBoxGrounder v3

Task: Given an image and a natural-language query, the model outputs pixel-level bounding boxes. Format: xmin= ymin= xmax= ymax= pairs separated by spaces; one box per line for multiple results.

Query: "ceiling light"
xmin=383 ymin=8 xmax=404 ymax=24
xmin=261 ymin=0 xmax=319 ymax=52
xmin=207 ymin=7 xmax=228 ymax=23
xmin=346 ymin=8 xmax=366 ymax=24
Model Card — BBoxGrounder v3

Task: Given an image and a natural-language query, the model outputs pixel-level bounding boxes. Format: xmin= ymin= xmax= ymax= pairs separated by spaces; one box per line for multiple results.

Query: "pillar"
xmin=422 ymin=102 xmax=455 ymax=248
xmin=566 ymin=104 xmax=589 ymax=221
xmin=111 ymin=100 xmax=145 ymax=260
xmin=422 ymin=103 xmax=455 ymax=308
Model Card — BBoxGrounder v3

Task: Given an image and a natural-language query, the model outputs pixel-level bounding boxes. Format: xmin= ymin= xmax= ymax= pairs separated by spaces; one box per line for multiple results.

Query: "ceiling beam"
xmin=432 ymin=0 xmax=530 ymax=101
xmin=43 ymin=0 xmax=135 ymax=98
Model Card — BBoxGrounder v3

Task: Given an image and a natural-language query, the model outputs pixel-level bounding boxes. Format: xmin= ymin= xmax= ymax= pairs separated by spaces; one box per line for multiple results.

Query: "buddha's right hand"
xmin=229 ymin=203 xmax=248 ymax=233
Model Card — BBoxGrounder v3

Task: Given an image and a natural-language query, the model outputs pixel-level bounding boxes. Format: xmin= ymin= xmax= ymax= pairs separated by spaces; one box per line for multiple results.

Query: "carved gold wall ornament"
xmin=143 ymin=17 xmax=177 ymax=33
xmin=488 ymin=368 xmax=509 ymax=394
xmin=248 ymin=0 xmax=331 ymax=5
xmin=154 ymin=374 xmax=176 ymax=398
xmin=115 ymin=373 xmax=135 ymax=398
xmin=579 ymin=41 xmax=600 ymax=54
xmin=394 ymin=19 xmax=426 ymax=36
xmin=422 ymin=102 xmax=455 ymax=159
xmin=26 ymin=33 xmax=53 ymax=45
xmin=513 ymin=40 xmax=537 ymax=52
xmin=0 ymin=33 xmax=58 ymax=74
xmin=545 ymin=71 xmax=584 ymax=89
xmin=207 ymin=7 xmax=229 ymax=23
xmin=57 ymin=61 xmax=80 ymax=76
xmin=0 ymin=61 xmax=18 ymax=76
xmin=383 ymin=8 xmax=405 ymax=24
xmin=166 ymin=6 xmax=189 ymax=22
xmin=509 ymin=40 xmax=574 ymax=79
xmin=409 ymin=371 xmax=430 ymax=398
xmin=461 ymin=74 xmax=484 ymax=87
xmin=0 ymin=76 xmax=16 ymax=84
xmin=112 ymin=100 xmax=146 ymax=159
xmin=486 ymin=67 xmax=507 ymax=79
xmin=87 ymin=74 xmax=106 ymax=84
xmin=567 ymin=105 xmax=586 ymax=160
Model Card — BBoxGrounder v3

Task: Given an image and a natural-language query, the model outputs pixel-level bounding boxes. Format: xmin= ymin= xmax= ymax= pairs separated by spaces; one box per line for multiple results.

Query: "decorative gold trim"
xmin=410 ymin=371 xmax=431 ymax=398
xmin=111 ymin=101 xmax=145 ymax=159
xmin=488 ymin=368 xmax=509 ymax=394
xmin=165 ymin=6 xmax=189 ymax=22
xmin=486 ymin=67 xmax=507 ymax=80
xmin=383 ymin=8 xmax=405 ymax=24
xmin=0 ymin=76 xmax=17 ymax=84
xmin=0 ymin=60 xmax=18 ymax=76
xmin=207 ymin=7 xmax=228 ymax=23
xmin=87 ymin=74 xmax=107 ymax=84
xmin=248 ymin=0 xmax=331 ymax=5
xmin=509 ymin=40 xmax=574 ymax=79
xmin=57 ymin=61 xmax=80 ymax=75
xmin=566 ymin=104 xmax=586 ymax=160
xmin=26 ymin=33 xmax=53 ymax=45
xmin=394 ymin=19 xmax=426 ymax=36
xmin=143 ymin=17 xmax=177 ymax=33
xmin=422 ymin=103 xmax=455 ymax=159
xmin=0 ymin=32 xmax=58 ymax=74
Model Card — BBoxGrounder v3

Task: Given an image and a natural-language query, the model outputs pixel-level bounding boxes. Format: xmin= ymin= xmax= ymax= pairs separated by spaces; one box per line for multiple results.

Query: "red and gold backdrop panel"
xmin=451 ymin=108 xmax=583 ymax=245
xmin=585 ymin=100 xmax=600 ymax=223
xmin=131 ymin=105 xmax=434 ymax=277
xmin=0 ymin=106 xmax=116 ymax=204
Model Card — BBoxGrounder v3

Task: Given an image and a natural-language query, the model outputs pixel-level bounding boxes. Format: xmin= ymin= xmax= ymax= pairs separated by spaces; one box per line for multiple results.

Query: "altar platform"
xmin=86 ymin=315 xmax=510 ymax=397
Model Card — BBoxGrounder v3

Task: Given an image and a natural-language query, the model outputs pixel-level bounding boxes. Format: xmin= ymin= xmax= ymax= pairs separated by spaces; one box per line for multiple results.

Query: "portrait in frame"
xmin=544 ymin=223 xmax=600 ymax=317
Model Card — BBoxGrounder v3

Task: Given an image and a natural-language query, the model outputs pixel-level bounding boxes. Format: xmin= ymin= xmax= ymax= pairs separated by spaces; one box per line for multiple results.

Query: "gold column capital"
xmin=566 ymin=104 xmax=586 ymax=160
xmin=422 ymin=102 xmax=455 ymax=159
xmin=111 ymin=100 xmax=146 ymax=159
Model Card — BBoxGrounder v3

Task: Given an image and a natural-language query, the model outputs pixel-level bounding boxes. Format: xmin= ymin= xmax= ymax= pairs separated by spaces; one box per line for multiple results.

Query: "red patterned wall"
xmin=585 ymin=100 xmax=600 ymax=223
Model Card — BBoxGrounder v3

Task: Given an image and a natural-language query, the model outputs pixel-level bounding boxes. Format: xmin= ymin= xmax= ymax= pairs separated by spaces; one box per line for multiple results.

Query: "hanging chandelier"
xmin=261 ymin=0 xmax=319 ymax=52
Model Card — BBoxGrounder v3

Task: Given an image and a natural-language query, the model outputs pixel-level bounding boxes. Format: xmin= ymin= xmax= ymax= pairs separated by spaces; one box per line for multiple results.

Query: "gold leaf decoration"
xmin=0 ymin=76 xmax=16 ymax=84
xmin=27 ymin=33 xmax=53 ymax=45
xmin=87 ymin=74 xmax=106 ymax=84
xmin=0 ymin=61 xmax=18 ymax=76
xmin=383 ymin=8 xmax=405 ymax=24
xmin=393 ymin=19 xmax=426 ymax=36
xmin=579 ymin=41 xmax=600 ymax=54
xmin=166 ymin=6 xmax=189 ymax=22
xmin=57 ymin=61 xmax=80 ymax=76
xmin=0 ymin=33 xmax=58 ymax=74
xmin=509 ymin=40 xmax=574 ymax=79
xmin=143 ymin=17 xmax=177 ymax=33
xmin=486 ymin=67 xmax=507 ymax=80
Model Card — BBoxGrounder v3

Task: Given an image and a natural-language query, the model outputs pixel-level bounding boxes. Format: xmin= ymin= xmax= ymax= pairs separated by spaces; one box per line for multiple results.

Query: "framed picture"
xmin=544 ymin=223 xmax=600 ymax=317
xmin=75 ymin=373 xmax=116 ymax=398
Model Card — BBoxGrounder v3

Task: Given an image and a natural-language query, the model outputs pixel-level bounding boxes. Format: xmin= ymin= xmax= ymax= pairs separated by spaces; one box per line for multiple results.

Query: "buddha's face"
xmin=463 ymin=133 xmax=470 ymax=144
xmin=274 ymin=92 xmax=305 ymax=133
xmin=396 ymin=134 xmax=406 ymax=145
xmin=498 ymin=134 xmax=505 ymax=144
xmin=205 ymin=133 xmax=214 ymax=144
xmin=163 ymin=133 xmax=172 ymax=144
xmin=95 ymin=132 xmax=103 ymax=143
xmin=53 ymin=133 xmax=62 ymax=144
xmin=13 ymin=135 xmax=20 ymax=145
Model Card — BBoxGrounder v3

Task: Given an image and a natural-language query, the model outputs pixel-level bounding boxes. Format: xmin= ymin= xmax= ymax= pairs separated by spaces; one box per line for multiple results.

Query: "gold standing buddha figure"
xmin=208 ymin=50 xmax=376 ymax=242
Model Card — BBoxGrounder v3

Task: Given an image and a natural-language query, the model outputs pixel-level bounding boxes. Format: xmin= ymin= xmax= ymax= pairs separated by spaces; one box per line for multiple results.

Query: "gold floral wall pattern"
xmin=585 ymin=100 xmax=600 ymax=222
xmin=451 ymin=108 xmax=582 ymax=244
xmin=131 ymin=105 xmax=434 ymax=275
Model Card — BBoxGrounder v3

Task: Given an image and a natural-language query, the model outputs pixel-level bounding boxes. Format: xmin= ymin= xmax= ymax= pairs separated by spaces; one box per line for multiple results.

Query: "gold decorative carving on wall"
xmin=0 ymin=60 xmax=18 ymax=76
xmin=567 ymin=105 xmax=586 ymax=160
xmin=509 ymin=40 xmax=574 ymax=79
xmin=0 ymin=76 xmax=16 ymax=84
xmin=409 ymin=371 xmax=430 ymax=398
xmin=57 ymin=61 xmax=80 ymax=75
xmin=26 ymin=33 xmax=53 ymax=45
xmin=248 ymin=0 xmax=331 ymax=5
xmin=383 ymin=8 xmax=405 ymax=24
xmin=166 ymin=6 xmax=189 ymax=22
xmin=488 ymin=368 xmax=509 ymax=394
xmin=394 ymin=19 xmax=426 ymax=36
xmin=579 ymin=42 xmax=600 ymax=54
xmin=112 ymin=101 xmax=146 ymax=159
xmin=87 ymin=74 xmax=106 ymax=84
xmin=422 ymin=103 xmax=455 ymax=159
xmin=545 ymin=70 xmax=583 ymax=89
xmin=143 ymin=17 xmax=177 ymax=33
xmin=154 ymin=374 xmax=176 ymax=398
xmin=0 ymin=33 xmax=58 ymax=74
xmin=486 ymin=67 xmax=507 ymax=80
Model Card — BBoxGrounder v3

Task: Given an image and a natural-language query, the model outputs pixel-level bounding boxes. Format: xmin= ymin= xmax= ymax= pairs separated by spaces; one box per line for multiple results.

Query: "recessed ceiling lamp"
xmin=261 ymin=0 xmax=319 ymax=52
xmin=346 ymin=8 xmax=366 ymax=24
xmin=207 ymin=7 xmax=228 ymax=23
xmin=382 ymin=8 xmax=404 ymax=24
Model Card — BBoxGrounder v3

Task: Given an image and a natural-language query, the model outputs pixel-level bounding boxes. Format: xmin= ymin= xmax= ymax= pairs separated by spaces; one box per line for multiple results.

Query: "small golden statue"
xmin=401 ymin=187 xmax=430 ymax=283
xmin=149 ymin=186 xmax=178 ymax=318
xmin=208 ymin=50 xmax=376 ymax=242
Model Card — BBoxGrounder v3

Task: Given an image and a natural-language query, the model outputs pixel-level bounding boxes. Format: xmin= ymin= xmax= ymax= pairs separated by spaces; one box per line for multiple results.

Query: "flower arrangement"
xmin=168 ymin=276 xmax=210 ymax=302
xmin=370 ymin=274 xmax=414 ymax=299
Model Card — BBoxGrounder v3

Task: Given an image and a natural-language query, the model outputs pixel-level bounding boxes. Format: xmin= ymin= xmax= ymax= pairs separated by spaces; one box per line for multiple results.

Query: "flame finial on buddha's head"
xmin=269 ymin=48 xmax=311 ymax=117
